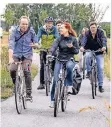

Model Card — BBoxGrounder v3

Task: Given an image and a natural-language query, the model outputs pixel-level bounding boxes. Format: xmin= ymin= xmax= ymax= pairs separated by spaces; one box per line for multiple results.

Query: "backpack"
xmin=72 ymin=66 xmax=82 ymax=95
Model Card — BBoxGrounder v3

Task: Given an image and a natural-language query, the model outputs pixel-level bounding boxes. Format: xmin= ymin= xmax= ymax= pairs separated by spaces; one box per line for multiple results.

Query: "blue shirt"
xmin=8 ymin=26 xmax=37 ymax=58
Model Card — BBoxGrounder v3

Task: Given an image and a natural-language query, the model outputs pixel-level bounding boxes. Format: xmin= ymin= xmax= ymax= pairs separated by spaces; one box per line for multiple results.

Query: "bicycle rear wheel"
xmin=83 ymin=55 xmax=86 ymax=79
xmin=54 ymin=80 xmax=61 ymax=117
xmin=22 ymin=77 xmax=27 ymax=109
xmin=45 ymin=65 xmax=50 ymax=96
xmin=15 ymin=73 xmax=23 ymax=114
xmin=61 ymin=86 xmax=68 ymax=112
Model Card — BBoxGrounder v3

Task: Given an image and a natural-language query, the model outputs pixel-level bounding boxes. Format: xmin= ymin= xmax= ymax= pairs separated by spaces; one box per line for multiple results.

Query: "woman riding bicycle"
xmin=49 ymin=22 xmax=79 ymax=107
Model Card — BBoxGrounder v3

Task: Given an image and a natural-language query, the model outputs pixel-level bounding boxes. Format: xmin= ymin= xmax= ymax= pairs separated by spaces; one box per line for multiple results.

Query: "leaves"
xmin=79 ymin=106 xmax=95 ymax=113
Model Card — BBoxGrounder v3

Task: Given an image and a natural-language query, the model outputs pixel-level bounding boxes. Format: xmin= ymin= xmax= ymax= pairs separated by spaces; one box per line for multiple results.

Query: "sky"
xmin=0 ymin=2 xmax=111 ymax=22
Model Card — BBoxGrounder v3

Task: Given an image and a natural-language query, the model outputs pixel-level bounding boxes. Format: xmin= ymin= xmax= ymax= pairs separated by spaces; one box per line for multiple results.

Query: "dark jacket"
xmin=81 ymin=28 xmax=107 ymax=55
xmin=50 ymin=35 xmax=79 ymax=60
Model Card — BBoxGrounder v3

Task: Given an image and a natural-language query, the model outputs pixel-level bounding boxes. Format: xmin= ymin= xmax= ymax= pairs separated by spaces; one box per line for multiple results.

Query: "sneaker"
xmin=37 ymin=84 xmax=45 ymax=90
xmin=99 ymin=86 xmax=104 ymax=93
xmin=49 ymin=101 xmax=54 ymax=108
xmin=26 ymin=94 xmax=33 ymax=102
xmin=86 ymin=71 xmax=91 ymax=79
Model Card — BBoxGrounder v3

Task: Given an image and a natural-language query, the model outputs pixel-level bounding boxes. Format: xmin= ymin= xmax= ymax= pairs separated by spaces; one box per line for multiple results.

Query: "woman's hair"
xmin=63 ymin=22 xmax=77 ymax=37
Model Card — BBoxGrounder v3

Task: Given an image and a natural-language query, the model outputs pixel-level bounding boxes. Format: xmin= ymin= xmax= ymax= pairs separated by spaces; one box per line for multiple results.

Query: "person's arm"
xmin=100 ymin=30 xmax=107 ymax=47
xmin=50 ymin=37 xmax=60 ymax=55
xmin=100 ymin=30 xmax=107 ymax=52
xmin=80 ymin=34 xmax=88 ymax=52
xmin=54 ymin=26 xmax=59 ymax=39
xmin=8 ymin=29 xmax=15 ymax=63
xmin=36 ymin=27 xmax=42 ymax=43
xmin=70 ymin=38 xmax=79 ymax=54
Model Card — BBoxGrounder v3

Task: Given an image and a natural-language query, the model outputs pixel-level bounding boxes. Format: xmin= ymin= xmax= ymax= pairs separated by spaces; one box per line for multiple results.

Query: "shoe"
xmin=37 ymin=84 xmax=45 ymax=90
xmin=49 ymin=101 xmax=54 ymax=108
xmin=99 ymin=86 xmax=104 ymax=93
xmin=26 ymin=93 xmax=33 ymax=102
xmin=86 ymin=71 xmax=91 ymax=79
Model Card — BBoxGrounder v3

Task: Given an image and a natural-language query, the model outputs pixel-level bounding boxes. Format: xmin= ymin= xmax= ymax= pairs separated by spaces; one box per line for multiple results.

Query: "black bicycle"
xmin=15 ymin=61 xmax=27 ymax=114
xmin=54 ymin=58 xmax=70 ymax=117
xmin=83 ymin=49 xmax=100 ymax=99
xmin=45 ymin=55 xmax=54 ymax=96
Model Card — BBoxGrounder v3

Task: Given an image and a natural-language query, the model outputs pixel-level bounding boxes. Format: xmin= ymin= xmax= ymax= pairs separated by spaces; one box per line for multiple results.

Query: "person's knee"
xmin=85 ymin=52 xmax=92 ymax=59
xmin=67 ymin=61 xmax=74 ymax=70
xmin=10 ymin=63 xmax=17 ymax=72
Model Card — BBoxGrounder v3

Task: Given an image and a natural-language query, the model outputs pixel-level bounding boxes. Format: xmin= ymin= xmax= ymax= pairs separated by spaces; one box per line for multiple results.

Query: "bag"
xmin=72 ymin=68 xmax=82 ymax=95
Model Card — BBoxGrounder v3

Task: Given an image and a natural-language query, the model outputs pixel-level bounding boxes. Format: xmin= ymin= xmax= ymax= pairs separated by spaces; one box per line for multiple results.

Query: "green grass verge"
xmin=1 ymin=64 xmax=38 ymax=99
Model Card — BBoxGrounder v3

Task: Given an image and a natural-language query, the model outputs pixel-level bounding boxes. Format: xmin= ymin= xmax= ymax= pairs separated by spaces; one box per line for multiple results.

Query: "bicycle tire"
xmin=45 ymin=65 xmax=50 ymax=96
xmin=83 ymin=55 xmax=86 ymax=79
xmin=91 ymin=68 xmax=96 ymax=99
xmin=15 ymin=72 xmax=23 ymax=114
xmin=54 ymin=80 xmax=61 ymax=117
xmin=22 ymin=77 xmax=27 ymax=109
xmin=61 ymin=86 xmax=68 ymax=112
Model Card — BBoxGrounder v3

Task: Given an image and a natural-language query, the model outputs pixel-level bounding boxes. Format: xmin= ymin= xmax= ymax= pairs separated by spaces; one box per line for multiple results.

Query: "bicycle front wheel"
xmin=54 ymin=80 xmax=62 ymax=117
xmin=61 ymin=86 xmax=68 ymax=112
xmin=15 ymin=74 xmax=23 ymax=114
xmin=91 ymin=68 xmax=96 ymax=99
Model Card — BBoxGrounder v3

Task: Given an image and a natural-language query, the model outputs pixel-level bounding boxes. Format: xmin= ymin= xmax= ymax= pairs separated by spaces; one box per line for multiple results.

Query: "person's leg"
xmin=65 ymin=60 xmax=75 ymax=86
xmin=95 ymin=54 xmax=104 ymax=92
xmin=10 ymin=57 xmax=19 ymax=91
xmin=22 ymin=57 xmax=32 ymax=97
xmin=38 ymin=51 xmax=46 ymax=89
xmin=51 ymin=61 xmax=61 ymax=102
xmin=85 ymin=52 xmax=92 ymax=78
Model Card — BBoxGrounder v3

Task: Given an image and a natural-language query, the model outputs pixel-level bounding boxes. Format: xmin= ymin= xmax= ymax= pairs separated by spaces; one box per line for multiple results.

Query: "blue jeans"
xmin=85 ymin=52 xmax=104 ymax=86
xmin=51 ymin=60 xmax=75 ymax=101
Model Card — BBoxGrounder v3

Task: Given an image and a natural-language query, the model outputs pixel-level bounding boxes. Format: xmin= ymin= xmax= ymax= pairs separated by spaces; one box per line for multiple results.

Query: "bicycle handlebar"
xmin=84 ymin=49 xmax=102 ymax=53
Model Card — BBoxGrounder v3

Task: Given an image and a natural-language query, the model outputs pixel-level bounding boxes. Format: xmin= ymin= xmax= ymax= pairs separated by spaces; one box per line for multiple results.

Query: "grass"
xmin=1 ymin=64 xmax=38 ymax=99
xmin=104 ymin=39 xmax=110 ymax=80
xmin=1 ymin=46 xmax=38 ymax=99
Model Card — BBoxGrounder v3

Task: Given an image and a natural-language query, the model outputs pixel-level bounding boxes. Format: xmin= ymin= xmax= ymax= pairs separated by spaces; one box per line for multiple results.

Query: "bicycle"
xmin=6 ymin=61 xmax=27 ymax=114
xmin=45 ymin=55 xmax=54 ymax=96
xmin=40 ymin=48 xmax=54 ymax=96
xmin=54 ymin=58 xmax=72 ymax=117
xmin=83 ymin=49 xmax=101 ymax=99
xmin=14 ymin=61 xmax=28 ymax=114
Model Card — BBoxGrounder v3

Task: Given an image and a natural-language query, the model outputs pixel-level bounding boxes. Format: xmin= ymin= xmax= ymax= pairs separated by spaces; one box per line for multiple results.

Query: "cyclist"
xmin=80 ymin=21 xmax=107 ymax=93
xmin=36 ymin=16 xmax=59 ymax=90
xmin=78 ymin=27 xmax=89 ymax=72
xmin=56 ymin=19 xmax=63 ymax=34
xmin=49 ymin=22 xmax=79 ymax=107
xmin=9 ymin=16 xmax=38 ymax=100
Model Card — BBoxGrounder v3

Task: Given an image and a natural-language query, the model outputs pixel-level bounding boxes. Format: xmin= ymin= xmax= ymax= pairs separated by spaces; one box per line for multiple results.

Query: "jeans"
xmin=85 ymin=52 xmax=104 ymax=86
xmin=10 ymin=56 xmax=32 ymax=95
xmin=51 ymin=60 xmax=75 ymax=101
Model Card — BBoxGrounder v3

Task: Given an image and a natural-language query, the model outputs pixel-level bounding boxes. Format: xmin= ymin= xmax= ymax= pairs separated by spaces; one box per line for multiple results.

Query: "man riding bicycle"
xmin=80 ymin=21 xmax=107 ymax=93
xmin=36 ymin=16 xmax=59 ymax=90
xmin=9 ymin=16 xmax=38 ymax=100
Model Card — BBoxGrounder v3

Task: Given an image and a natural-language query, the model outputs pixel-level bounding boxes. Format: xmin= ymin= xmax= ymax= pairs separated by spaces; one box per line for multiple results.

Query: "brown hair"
xmin=56 ymin=20 xmax=63 ymax=25
xmin=89 ymin=21 xmax=97 ymax=27
xmin=64 ymin=22 xmax=77 ymax=37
